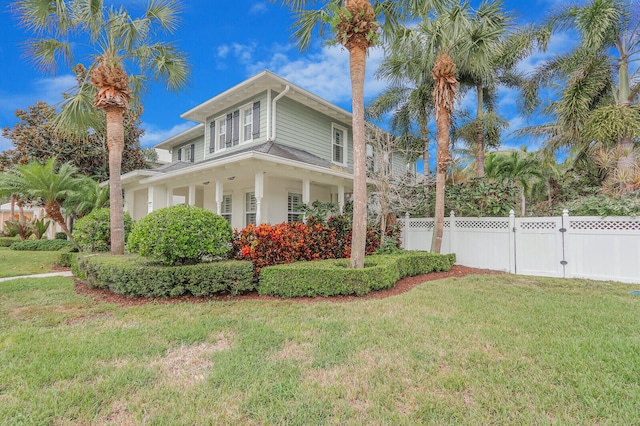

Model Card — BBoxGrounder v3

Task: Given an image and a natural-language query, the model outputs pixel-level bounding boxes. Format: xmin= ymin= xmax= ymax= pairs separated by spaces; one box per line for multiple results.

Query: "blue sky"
xmin=0 ymin=0 xmax=574 ymax=164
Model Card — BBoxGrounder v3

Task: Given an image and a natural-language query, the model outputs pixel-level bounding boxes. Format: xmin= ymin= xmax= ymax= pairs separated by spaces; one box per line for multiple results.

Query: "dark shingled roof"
xmin=154 ymin=141 xmax=351 ymax=174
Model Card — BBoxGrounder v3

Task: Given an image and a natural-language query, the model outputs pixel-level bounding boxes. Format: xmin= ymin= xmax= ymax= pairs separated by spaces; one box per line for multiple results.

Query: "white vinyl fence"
xmin=399 ymin=210 xmax=640 ymax=284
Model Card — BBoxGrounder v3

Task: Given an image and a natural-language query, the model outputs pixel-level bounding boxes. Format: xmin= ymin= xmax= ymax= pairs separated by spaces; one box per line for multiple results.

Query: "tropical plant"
xmin=32 ymin=218 xmax=51 ymax=240
xmin=0 ymin=158 xmax=81 ymax=247
xmin=14 ymin=0 xmax=189 ymax=255
xmin=523 ymin=0 xmax=640 ymax=193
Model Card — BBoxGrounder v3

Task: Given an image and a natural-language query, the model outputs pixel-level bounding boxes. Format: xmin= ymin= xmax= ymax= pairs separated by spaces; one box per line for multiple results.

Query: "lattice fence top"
xmin=570 ymin=220 xmax=640 ymax=231
xmin=519 ymin=221 xmax=556 ymax=230
xmin=409 ymin=220 xmax=434 ymax=229
xmin=456 ymin=220 xmax=509 ymax=230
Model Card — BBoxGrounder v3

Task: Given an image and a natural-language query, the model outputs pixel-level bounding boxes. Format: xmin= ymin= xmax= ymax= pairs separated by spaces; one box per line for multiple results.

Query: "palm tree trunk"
xmin=419 ymin=110 xmax=431 ymax=180
xmin=106 ymin=106 xmax=126 ymax=255
xmin=349 ymin=43 xmax=367 ymax=269
xmin=44 ymin=202 xmax=80 ymax=249
xmin=10 ymin=195 xmax=15 ymax=221
xmin=521 ymin=189 xmax=526 ymax=217
xmin=475 ymin=85 xmax=485 ymax=178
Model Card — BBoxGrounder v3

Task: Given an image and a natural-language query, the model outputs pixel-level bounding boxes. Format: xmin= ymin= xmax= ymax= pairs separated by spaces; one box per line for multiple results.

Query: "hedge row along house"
xmin=121 ymin=71 xmax=416 ymax=229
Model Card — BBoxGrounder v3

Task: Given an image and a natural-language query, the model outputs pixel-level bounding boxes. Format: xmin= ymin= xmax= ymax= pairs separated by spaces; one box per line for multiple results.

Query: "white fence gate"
xmin=400 ymin=210 xmax=640 ymax=284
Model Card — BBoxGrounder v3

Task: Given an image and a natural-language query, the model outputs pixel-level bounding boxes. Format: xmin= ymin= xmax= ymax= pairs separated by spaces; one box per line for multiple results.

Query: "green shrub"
xmin=56 ymin=246 xmax=78 ymax=268
xmin=127 ymin=205 xmax=232 ymax=265
xmin=258 ymin=251 xmax=456 ymax=298
xmin=54 ymin=232 xmax=68 ymax=240
xmin=0 ymin=237 xmax=20 ymax=247
xmin=75 ymin=254 xmax=255 ymax=297
xmin=72 ymin=208 xmax=133 ymax=252
xmin=559 ymin=193 xmax=640 ymax=217
xmin=9 ymin=239 xmax=75 ymax=251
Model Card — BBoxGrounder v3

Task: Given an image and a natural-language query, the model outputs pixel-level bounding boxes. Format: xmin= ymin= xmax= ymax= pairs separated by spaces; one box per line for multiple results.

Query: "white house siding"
xmin=275 ymin=96 xmax=353 ymax=169
xmin=203 ymin=92 xmax=269 ymax=160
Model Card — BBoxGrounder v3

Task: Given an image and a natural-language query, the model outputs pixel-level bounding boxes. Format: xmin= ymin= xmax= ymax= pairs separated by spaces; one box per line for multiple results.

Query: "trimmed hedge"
xmin=73 ymin=208 xmax=133 ymax=252
xmin=259 ymin=251 xmax=456 ymax=297
xmin=9 ymin=239 xmax=75 ymax=251
xmin=74 ymin=254 xmax=255 ymax=298
xmin=0 ymin=237 xmax=20 ymax=247
xmin=54 ymin=232 xmax=68 ymax=240
xmin=56 ymin=246 xmax=78 ymax=268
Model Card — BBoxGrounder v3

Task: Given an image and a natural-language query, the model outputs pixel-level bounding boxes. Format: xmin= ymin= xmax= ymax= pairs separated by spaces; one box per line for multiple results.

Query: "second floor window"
xmin=243 ymin=106 xmax=253 ymax=142
xmin=332 ymin=125 xmax=346 ymax=164
xmin=217 ymin=118 xmax=227 ymax=150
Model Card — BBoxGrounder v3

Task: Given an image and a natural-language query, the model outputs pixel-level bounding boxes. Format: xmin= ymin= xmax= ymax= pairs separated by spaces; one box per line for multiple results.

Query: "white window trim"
xmin=221 ymin=193 xmax=232 ymax=223
xmin=241 ymin=103 xmax=254 ymax=144
xmin=331 ymin=123 xmax=348 ymax=166
xmin=245 ymin=191 xmax=256 ymax=226
xmin=287 ymin=192 xmax=303 ymax=223
xmin=215 ymin=115 xmax=227 ymax=152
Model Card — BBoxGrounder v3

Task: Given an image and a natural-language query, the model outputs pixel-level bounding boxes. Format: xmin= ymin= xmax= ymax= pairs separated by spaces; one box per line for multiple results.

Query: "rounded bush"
xmin=126 ymin=204 xmax=232 ymax=265
xmin=72 ymin=208 xmax=133 ymax=252
xmin=54 ymin=232 xmax=68 ymax=240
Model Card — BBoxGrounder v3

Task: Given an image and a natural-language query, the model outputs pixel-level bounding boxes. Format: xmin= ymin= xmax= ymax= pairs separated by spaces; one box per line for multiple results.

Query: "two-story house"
xmin=121 ymin=70 xmax=413 ymax=229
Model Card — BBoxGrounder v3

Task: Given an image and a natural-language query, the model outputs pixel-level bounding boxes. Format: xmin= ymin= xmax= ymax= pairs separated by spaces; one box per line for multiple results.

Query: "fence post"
xmin=509 ymin=209 xmax=516 ymax=274
xmin=404 ymin=212 xmax=410 ymax=250
xmin=562 ymin=209 xmax=571 ymax=279
xmin=449 ymin=210 xmax=456 ymax=255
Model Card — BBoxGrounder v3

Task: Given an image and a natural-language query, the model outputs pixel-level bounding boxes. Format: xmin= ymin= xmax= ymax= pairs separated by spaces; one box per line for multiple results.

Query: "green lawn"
xmin=0 ymin=247 xmax=60 ymax=278
xmin=1 ymin=274 xmax=639 ymax=424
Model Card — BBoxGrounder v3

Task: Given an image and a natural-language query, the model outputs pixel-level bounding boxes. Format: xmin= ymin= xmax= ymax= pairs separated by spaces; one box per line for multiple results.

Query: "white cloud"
xmin=0 ymin=134 xmax=12 ymax=152
xmin=249 ymin=2 xmax=268 ymax=15
xmin=140 ymin=122 xmax=194 ymax=147
xmin=0 ymin=74 xmax=76 ymax=117
xmin=516 ymin=32 xmax=576 ymax=75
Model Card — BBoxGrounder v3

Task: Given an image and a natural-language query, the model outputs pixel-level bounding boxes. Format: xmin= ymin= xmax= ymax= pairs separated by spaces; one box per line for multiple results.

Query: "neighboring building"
xmin=0 ymin=202 xmax=60 ymax=239
xmin=121 ymin=70 xmax=414 ymax=229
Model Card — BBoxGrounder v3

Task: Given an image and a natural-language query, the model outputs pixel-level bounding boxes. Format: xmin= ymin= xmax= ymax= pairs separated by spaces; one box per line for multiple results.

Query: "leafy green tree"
xmin=0 ymin=158 xmax=82 ymax=247
xmin=14 ymin=0 xmax=189 ymax=255
xmin=0 ymin=100 xmax=147 ymax=179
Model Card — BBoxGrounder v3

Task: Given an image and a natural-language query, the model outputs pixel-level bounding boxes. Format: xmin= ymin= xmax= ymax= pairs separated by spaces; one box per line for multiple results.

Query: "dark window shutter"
xmin=252 ymin=101 xmax=260 ymax=138
xmin=177 ymin=148 xmax=182 ymax=161
xmin=214 ymin=120 xmax=216 ymax=152
xmin=190 ymin=143 xmax=195 ymax=162
xmin=233 ymin=110 xmax=240 ymax=144
xmin=226 ymin=113 xmax=233 ymax=148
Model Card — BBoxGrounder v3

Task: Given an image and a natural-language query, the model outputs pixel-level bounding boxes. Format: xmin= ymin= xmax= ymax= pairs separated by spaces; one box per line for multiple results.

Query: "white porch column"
xmin=124 ymin=189 xmax=135 ymax=214
xmin=188 ymin=184 xmax=196 ymax=206
xmin=302 ymin=179 xmax=311 ymax=204
xmin=215 ymin=180 xmax=224 ymax=215
xmin=255 ymin=171 xmax=264 ymax=225
xmin=337 ymin=185 xmax=345 ymax=213
xmin=147 ymin=185 xmax=168 ymax=214
xmin=166 ymin=187 xmax=173 ymax=207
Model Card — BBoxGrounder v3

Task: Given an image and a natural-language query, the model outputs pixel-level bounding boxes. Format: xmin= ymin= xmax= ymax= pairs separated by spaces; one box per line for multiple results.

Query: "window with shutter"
xmin=332 ymin=124 xmax=347 ymax=165
xmin=226 ymin=113 xmax=233 ymax=148
xmin=218 ymin=117 xmax=227 ymax=150
xmin=177 ymin=148 xmax=182 ymax=161
xmin=190 ymin=143 xmax=195 ymax=162
xmin=232 ymin=110 xmax=240 ymax=145
xmin=287 ymin=193 xmax=303 ymax=223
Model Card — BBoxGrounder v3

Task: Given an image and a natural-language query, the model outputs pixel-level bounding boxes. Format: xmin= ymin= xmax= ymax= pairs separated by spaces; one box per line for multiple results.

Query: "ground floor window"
xmin=221 ymin=194 xmax=232 ymax=223
xmin=288 ymin=192 xmax=303 ymax=223
xmin=245 ymin=192 xmax=256 ymax=226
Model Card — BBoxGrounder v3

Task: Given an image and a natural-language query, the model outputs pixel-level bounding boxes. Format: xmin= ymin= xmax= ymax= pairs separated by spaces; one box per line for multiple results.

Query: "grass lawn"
xmin=0 ymin=247 xmax=60 ymax=278
xmin=1 ymin=274 xmax=639 ymax=424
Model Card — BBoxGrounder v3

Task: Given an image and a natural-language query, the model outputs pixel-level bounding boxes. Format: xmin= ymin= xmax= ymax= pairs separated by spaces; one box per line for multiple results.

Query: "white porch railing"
xmin=399 ymin=210 xmax=640 ymax=284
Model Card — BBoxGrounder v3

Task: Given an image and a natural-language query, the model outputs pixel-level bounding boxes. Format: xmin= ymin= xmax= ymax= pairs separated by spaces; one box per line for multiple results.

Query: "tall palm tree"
xmin=524 ymin=0 xmax=639 ymax=192
xmin=0 ymin=158 xmax=81 ymax=247
xmin=276 ymin=0 xmax=404 ymax=268
xmin=15 ymin=0 xmax=189 ymax=254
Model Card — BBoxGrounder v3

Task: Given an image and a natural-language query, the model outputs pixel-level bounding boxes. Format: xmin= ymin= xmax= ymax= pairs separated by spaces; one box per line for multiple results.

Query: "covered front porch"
xmin=123 ymin=156 xmax=353 ymax=230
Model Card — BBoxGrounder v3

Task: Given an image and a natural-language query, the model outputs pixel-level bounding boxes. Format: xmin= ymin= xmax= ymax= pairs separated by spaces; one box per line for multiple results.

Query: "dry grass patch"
xmin=152 ymin=333 xmax=232 ymax=388
xmin=272 ymin=340 xmax=314 ymax=364
xmin=96 ymin=401 xmax=137 ymax=426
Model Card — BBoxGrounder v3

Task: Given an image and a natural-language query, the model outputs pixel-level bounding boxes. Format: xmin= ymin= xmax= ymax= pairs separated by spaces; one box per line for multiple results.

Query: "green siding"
xmin=204 ymin=91 xmax=268 ymax=160
xmin=172 ymin=135 xmax=205 ymax=162
xmin=275 ymin=96 xmax=353 ymax=169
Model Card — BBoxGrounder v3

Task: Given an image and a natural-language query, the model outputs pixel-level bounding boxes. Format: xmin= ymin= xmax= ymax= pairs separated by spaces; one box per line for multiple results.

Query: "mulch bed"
xmin=73 ymin=265 xmax=502 ymax=307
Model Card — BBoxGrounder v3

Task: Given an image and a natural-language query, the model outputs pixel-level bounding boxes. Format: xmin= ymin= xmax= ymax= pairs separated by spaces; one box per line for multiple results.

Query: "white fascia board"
xmin=139 ymin=151 xmax=353 ymax=185
xmin=112 ymin=170 xmax=161 ymax=187
xmin=181 ymin=70 xmax=353 ymax=125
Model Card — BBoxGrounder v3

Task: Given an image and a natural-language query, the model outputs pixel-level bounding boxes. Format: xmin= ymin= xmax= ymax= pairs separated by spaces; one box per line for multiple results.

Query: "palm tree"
xmin=276 ymin=0 xmax=404 ymax=268
xmin=15 ymin=0 xmax=189 ymax=254
xmin=524 ymin=0 xmax=640 ymax=192
xmin=0 ymin=158 xmax=81 ymax=247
